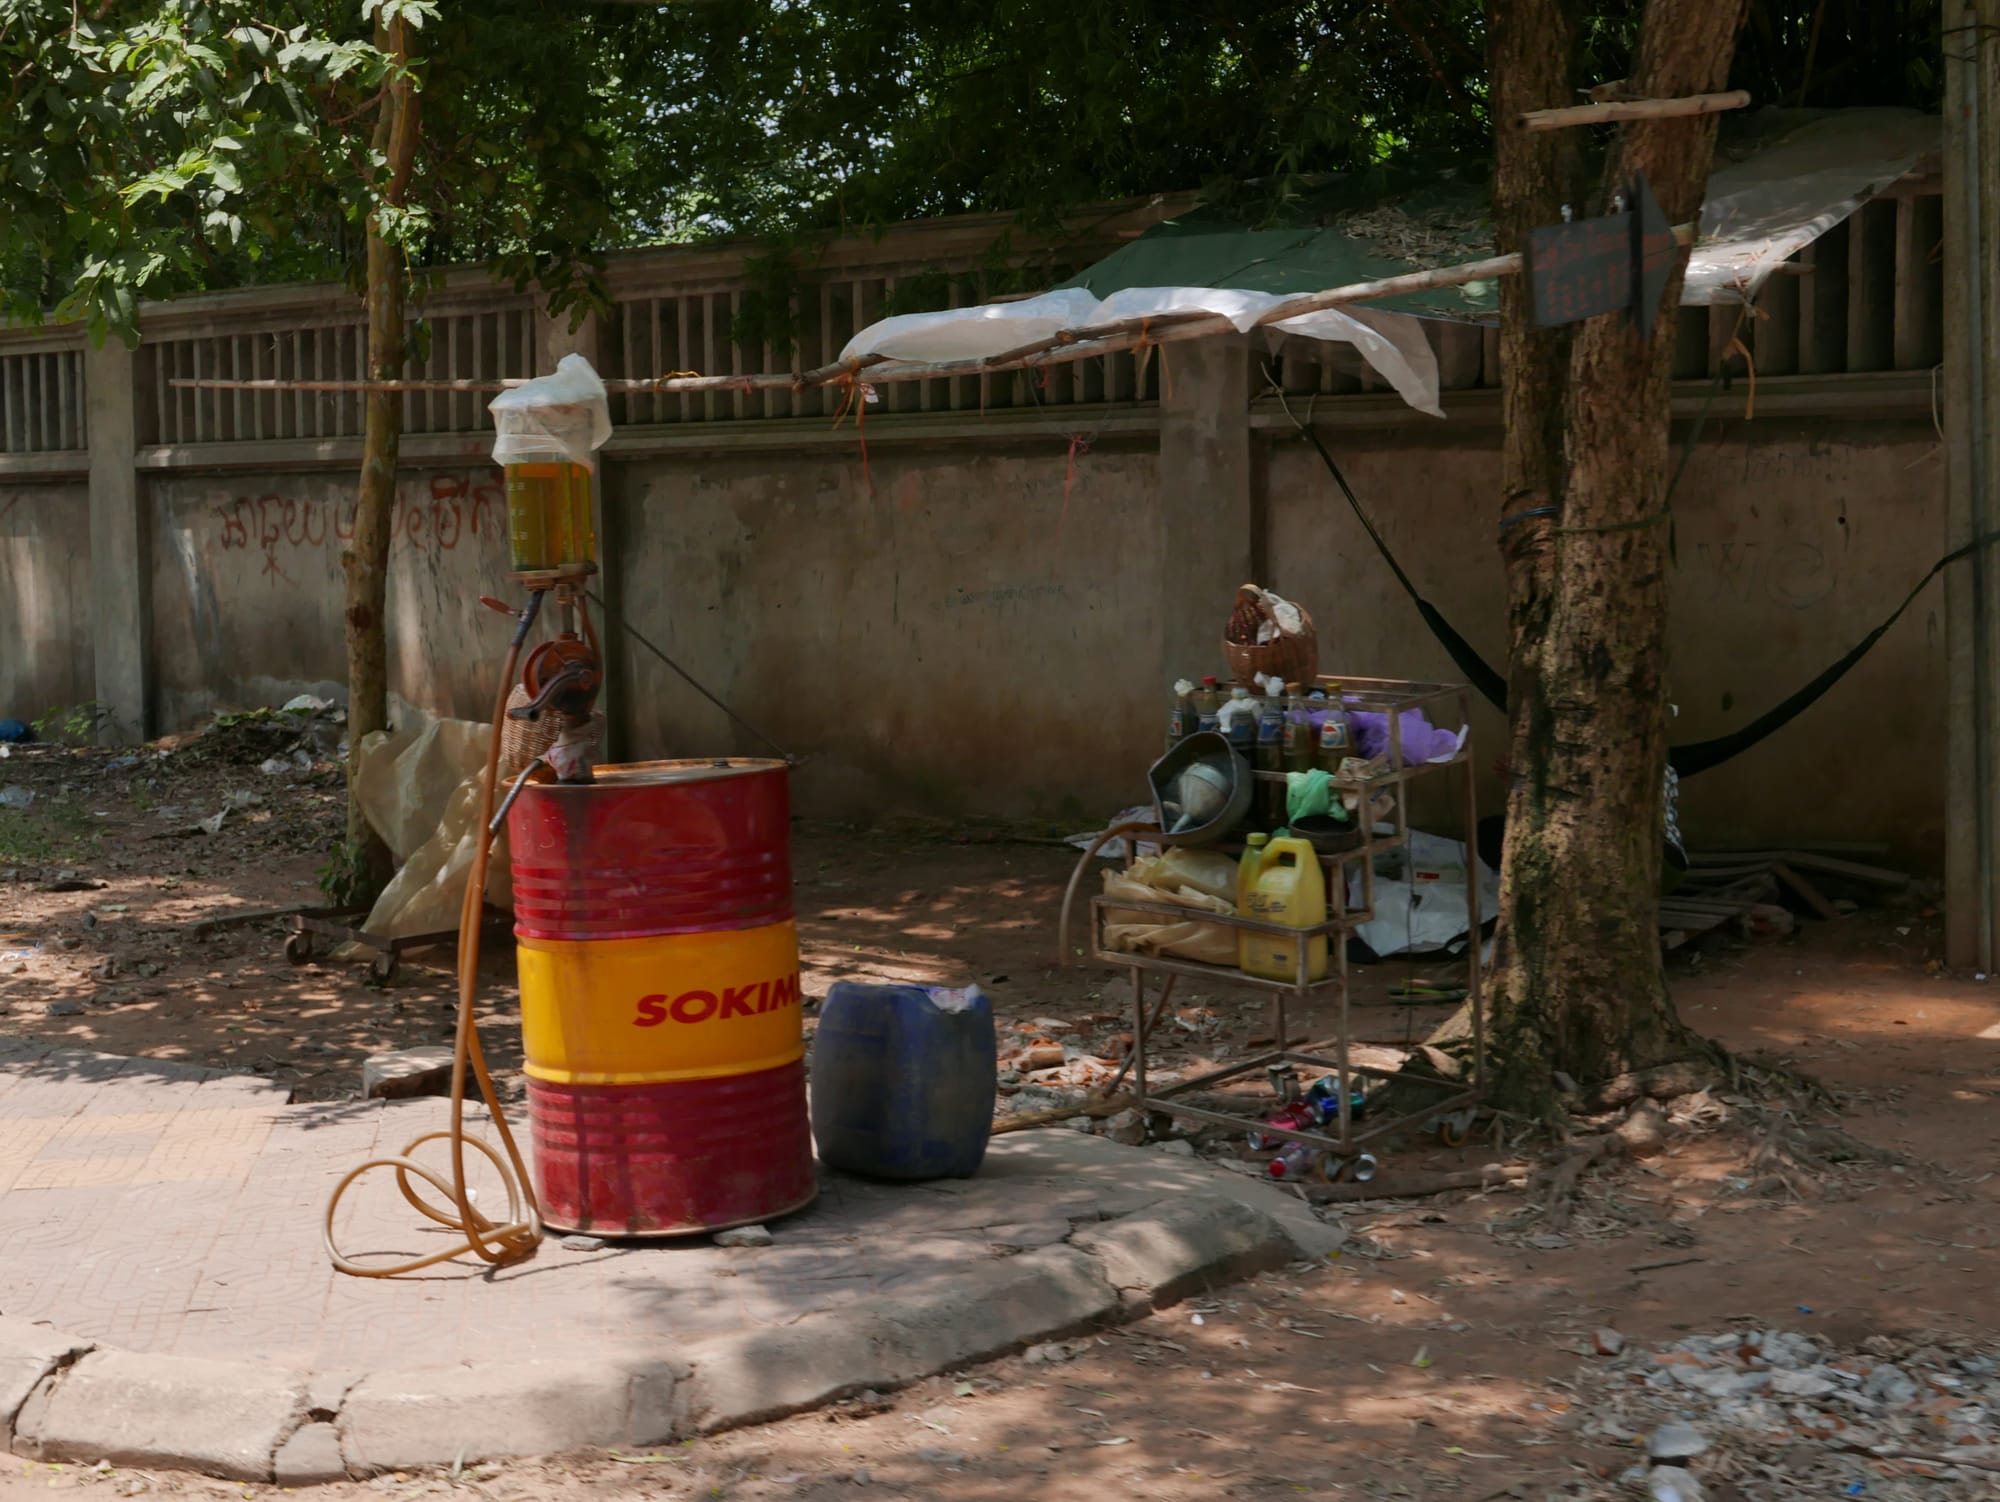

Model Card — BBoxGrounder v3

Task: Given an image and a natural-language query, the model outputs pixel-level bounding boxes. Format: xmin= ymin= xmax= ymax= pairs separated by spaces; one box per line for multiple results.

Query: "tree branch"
xmin=1381 ymin=0 xmax=1484 ymax=113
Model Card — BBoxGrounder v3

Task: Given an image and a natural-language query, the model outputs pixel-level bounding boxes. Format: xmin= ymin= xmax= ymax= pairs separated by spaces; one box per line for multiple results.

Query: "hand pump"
xmin=322 ymin=356 xmax=612 ymax=1277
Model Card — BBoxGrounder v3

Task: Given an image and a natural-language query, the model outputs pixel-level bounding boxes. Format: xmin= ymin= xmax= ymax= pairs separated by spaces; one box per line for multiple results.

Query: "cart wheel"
xmin=1437 ymin=1113 xmax=1471 ymax=1149
xmin=284 ymin=933 xmax=313 ymax=966
xmin=370 ymin=952 xmax=398 ymax=984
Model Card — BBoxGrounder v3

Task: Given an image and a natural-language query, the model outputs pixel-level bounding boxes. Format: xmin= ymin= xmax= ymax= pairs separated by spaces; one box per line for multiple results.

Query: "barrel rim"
xmin=521 ymin=757 xmax=789 ymax=791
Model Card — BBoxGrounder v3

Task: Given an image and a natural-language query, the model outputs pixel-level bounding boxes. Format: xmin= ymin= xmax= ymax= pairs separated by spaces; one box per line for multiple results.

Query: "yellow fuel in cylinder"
xmin=506 ymin=461 xmax=596 ymax=573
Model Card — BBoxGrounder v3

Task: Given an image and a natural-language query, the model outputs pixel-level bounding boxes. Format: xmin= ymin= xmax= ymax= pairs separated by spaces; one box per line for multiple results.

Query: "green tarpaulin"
xmin=1053 ymin=182 xmax=1499 ymax=322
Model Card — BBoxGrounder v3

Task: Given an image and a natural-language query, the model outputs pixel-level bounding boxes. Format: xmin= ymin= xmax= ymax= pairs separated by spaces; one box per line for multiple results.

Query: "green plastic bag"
xmin=1286 ymin=769 xmax=1332 ymax=823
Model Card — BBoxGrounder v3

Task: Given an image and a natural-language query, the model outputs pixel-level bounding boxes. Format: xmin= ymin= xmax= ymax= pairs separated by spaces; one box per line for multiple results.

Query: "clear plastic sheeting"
xmin=839 ymin=288 xmax=1101 ymax=366
xmin=835 ymin=108 xmax=1941 ymax=413
xmin=1684 ymin=108 xmax=1939 ymax=305
xmin=844 ymin=285 xmax=1445 ymax=418
xmin=489 ymin=352 xmax=612 ymax=469
xmin=1260 ymin=304 xmax=1443 ymax=417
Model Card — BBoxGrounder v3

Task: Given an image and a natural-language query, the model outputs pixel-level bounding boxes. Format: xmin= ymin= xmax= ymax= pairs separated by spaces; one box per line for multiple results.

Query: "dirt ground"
xmin=0 ymin=730 xmax=1477 ymax=1103
xmin=2 ymin=733 xmax=1997 ymax=1501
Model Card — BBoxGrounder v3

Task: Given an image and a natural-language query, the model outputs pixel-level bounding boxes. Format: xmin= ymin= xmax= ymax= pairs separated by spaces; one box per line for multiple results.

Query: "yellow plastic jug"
xmin=1238 ymin=836 xmax=1329 ymax=982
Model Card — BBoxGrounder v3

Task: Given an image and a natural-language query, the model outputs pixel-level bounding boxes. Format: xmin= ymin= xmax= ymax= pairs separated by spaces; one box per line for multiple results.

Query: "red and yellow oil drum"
xmin=506 ymin=759 xmax=815 ymax=1235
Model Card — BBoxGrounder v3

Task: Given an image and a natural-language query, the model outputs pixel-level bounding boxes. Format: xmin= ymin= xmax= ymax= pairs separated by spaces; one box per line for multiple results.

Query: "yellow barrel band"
xmin=517 ymin=922 xmax=805 ymax=1084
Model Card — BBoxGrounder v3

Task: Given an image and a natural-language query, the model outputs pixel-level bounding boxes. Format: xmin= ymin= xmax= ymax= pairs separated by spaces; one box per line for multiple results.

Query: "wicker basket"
xmin=1222 ymin=584 xmax=1318 ymax=686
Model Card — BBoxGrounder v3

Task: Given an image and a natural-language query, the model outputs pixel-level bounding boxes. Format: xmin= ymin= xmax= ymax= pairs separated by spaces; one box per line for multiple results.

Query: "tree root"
xmin=1532 ymin=1132 xmax=1621 ymax=1231
xmin=991 ymin=1093 xmax=1135 ymax=1135
xmin=1585 ymin=1058 xmax=1718 ymax=1112
xmin=1300 ymin=1164 xmax=1529 ymax=1204
xmin=1726 ymin=1047 xmax=1842 ymax=1110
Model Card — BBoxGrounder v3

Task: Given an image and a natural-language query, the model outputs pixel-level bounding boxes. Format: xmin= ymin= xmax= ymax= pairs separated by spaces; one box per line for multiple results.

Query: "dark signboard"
xmin=1526 ymin=172 xmax=1677 ymax=337
xmin=1527 ymin=211 xmax=1633 ymax=327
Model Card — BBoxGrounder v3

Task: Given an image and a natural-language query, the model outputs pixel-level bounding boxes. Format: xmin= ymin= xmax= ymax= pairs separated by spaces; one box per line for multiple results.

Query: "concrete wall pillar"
xmin=1156 ymin=336 xmax=1256 ymax=692
xmin=1943 ymin=0 xmax=2000 ymax=966
xmin=85 ymin=338 xmax=147 ymax=746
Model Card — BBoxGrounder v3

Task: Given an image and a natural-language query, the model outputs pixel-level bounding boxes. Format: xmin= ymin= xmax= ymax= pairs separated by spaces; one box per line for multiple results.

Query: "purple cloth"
xmin=1350 ymin=709 xmax=1464 ymax=765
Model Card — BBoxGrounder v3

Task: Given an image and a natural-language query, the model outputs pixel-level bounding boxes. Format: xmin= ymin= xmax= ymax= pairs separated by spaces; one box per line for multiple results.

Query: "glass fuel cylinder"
xmin=506 ymin=460 xmax=596 ymax=574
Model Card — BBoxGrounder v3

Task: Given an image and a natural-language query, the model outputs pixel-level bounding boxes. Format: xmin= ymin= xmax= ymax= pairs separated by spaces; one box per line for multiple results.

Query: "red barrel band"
xmin=527 ymin=1062 xmax=816 ymax=1236
xmin=509 ymin=759 xmax=793 ymax=941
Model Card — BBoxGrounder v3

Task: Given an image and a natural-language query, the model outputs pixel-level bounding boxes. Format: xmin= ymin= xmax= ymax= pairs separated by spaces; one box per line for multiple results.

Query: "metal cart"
xmin=1088 ymin=675 xmax=1486 ymax=1178
xmin=282 ymin=906 xmax=510 ymax=983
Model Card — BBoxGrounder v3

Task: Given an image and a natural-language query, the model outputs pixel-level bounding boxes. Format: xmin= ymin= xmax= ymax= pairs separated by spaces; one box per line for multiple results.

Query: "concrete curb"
xmin=0 ymin=1188 xmax=1311 ymax=1480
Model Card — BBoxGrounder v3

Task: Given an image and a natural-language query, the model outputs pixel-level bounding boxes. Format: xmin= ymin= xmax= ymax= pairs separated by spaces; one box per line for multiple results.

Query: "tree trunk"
xmin=339 ymin=15 xmax=420 ymax=894
xmin=1483 ymin=0 xmax=1748 ymax=1114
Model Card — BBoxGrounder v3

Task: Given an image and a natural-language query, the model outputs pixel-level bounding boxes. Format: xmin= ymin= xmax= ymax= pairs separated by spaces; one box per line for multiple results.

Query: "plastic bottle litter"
xmin=1267 ymin=1143 xmax=1330 ymax=1182
xmin=1246 ymin=1097 xmax=1318 ymax=1151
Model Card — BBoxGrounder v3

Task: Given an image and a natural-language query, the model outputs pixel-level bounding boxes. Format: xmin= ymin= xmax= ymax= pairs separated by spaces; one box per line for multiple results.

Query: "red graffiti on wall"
xmin=212 ymin=471 xmax=503 ymax=577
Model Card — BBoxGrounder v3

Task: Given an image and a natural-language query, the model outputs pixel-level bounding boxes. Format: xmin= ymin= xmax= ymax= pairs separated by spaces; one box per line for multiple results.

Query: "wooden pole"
xmin=1518 ymin=89 xmax=1749 ymax=132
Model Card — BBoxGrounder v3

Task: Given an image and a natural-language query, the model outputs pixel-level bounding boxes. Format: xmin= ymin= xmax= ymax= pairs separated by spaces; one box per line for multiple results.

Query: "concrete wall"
xmin=146 ymin=464 xmax=510 ymax=732
xmin=1666 ymin=420 xmax=1944 ymax=864
xmin=0 ymin=483 xmax=93 ymax=719
xmin=0 ymin=415 xmax=1948 ymax=866
xmin=1264 ymin=416 xmax=1944 ymax=865
xmin=611 ymin=438 xmax=1164 ymax=823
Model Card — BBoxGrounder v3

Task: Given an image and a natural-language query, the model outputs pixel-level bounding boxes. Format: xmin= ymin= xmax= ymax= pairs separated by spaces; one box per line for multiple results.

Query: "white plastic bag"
xmin=1344 ymin=829 xmax=1498 ymax=956
xmin=489 ymin=353 xmax=612 ymax=470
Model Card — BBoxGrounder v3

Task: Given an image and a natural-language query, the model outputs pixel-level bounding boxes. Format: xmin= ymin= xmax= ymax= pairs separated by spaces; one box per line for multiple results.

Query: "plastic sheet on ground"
xmin=347 ymin=720 xmax=512 ymax=949
xmin=1067 ymin=805 xmax=1162 ymax=860
xmin=1346 ymin=829 xmax=1498 ymax=957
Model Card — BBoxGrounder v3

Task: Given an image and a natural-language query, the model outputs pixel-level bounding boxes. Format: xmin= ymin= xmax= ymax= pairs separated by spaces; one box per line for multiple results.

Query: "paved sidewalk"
xmin=0 ymin=1039 xmax=1340 ymax=1481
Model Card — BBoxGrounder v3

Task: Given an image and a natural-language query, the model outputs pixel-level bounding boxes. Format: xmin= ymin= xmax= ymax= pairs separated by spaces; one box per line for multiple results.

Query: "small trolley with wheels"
xmin=1077 ymin=675 xmax=1487 ymax=1180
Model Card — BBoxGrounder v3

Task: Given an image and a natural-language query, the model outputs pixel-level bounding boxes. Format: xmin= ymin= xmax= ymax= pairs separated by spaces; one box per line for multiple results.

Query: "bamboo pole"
xmin=1519 ymin=89 xmax=1749 ymax=132
xmin=172 ymin=377 xmax=516 ymax=392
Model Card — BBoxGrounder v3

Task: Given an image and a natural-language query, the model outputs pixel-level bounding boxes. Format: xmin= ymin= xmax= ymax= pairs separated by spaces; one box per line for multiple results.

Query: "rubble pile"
xmin=1582 ymin=1329 xmax=2000 ymax=1499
